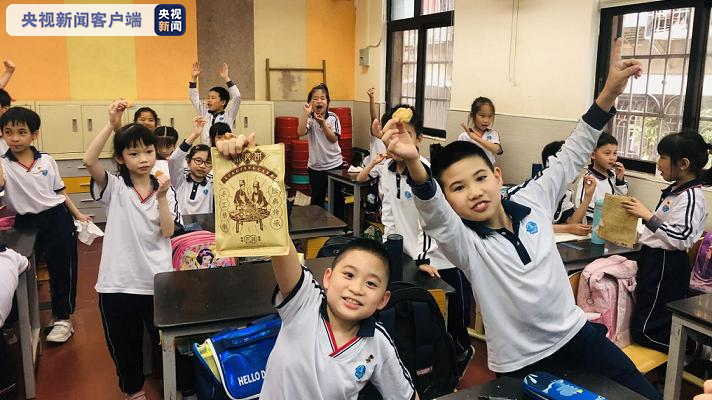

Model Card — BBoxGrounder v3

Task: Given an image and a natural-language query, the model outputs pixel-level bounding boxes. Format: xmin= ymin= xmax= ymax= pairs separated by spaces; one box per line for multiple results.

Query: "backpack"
xmin=690 ymin=232 xmax=712 ymax=293
xmin=171 ymin=230 xmax=237 ymax=271
xmin=360 ymin=282 xmax=458 ymax=400
xmin=192 ymin=314 xmax=281 ymax=400
xmin=576 ymin=255 xmax=637 ymax=348
xmin=364 ymin=177 xmax=382 ymax=224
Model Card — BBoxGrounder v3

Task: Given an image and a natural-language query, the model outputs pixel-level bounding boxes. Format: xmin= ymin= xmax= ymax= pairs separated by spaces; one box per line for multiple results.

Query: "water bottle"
xmin=591 ymin=198 xmax=605 ymax=245
xmin=385 ymin=234 xmax=403 ymax=281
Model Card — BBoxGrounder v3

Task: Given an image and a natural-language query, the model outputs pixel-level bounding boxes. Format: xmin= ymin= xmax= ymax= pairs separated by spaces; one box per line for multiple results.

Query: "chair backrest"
xmin=569 ymin=271 xmax=581 ymax=299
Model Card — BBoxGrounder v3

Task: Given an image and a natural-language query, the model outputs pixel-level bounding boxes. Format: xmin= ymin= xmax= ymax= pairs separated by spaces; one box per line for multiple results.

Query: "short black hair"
xmin=186 ymin=144 xmax=212 ymax=162
xmin=431 ymin=140 xmax=493 ymax=188
xmin=596 ymin=132 xmax=618 ymax=149
xmin=210 ymin=87 xmax=230 ymax=109
xmin=113 ymin=123 xmax=156 ymax=187
xmin=133 ymin=107 xmax=159 ymax=125
xmin=0 ymin=89 xmax=11 ymax=108
xmin=470 ymin=96 xmax=495 ymax=116
xmin=541 ymin=140 xmax=565 ymax=167
xmin=209 ymin=122 xmax=232 ymax=147
xmin=333 ymin=238 xmax=391 ymax=282
xmin=0 ymin=107 xmax=40 ymax=132
xmin=154 ymin=126 xmax=179 ymax=145
xmin=381 ymin=104 xmax=423 ymax=136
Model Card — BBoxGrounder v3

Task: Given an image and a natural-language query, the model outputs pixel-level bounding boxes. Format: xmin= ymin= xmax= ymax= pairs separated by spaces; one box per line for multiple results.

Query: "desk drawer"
xmin=64 ymin=176 xmax=91 ymax=193
xmin=68 ymin=193 xmax=100 ymax=209
xmin=56 ymin=159 xmax=115 ymax=178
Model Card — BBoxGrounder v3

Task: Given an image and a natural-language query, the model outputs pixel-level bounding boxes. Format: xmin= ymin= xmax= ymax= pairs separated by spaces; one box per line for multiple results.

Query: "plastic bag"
xmin=212 ymin=144 xmax=289 ymax=257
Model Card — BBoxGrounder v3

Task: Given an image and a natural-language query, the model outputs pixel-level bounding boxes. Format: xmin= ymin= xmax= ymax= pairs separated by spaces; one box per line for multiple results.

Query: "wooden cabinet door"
xmin=236 ymin=102 xmax=274 ymax=146
xmin=81 ymin=105 xmax=113 ymax=157
xmin=37 ymin=104 xmax=84 ymax=154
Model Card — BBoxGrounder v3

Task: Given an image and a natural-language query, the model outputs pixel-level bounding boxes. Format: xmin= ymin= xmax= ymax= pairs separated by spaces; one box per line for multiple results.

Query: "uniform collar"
xmin=587 ymin=164 xmax=613 ymax=180
xmin=187 ymin=174 xmax=208 ymax=186
xmin=461 ymin=198 xmax=532 ymax=238
xmin=4 ymin=146 xmax=41 ymax=162
xmin=319 ymin=296 xmax=376 ymax=337
xmin=662 ymin=178 xmax=705 ymax=197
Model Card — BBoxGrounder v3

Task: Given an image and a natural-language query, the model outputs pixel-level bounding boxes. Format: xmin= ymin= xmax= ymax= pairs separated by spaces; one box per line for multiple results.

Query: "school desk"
xmin=182 ymin=204 xmax=348 ymax=239
xmin=0 ymin=228 xmax=40 ymax=399
xmin=665 ymin=293 xmax=712 ymax=400
xmin=557 ymin=239 xmax=642 ymax=273
xmin=433 ymin=370 xmax=648 ymax=399
xmin=326 ymin=169 xmax=371 ymax=235
xmin=154 ymin=255 xmax=454 ymax=400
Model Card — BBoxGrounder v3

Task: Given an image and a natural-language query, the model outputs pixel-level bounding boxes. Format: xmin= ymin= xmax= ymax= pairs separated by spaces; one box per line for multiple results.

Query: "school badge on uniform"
xmin=354 ymin=364 xmax=366 ymax=379
xmin=526 ymin=221 xmax=539 ymax=235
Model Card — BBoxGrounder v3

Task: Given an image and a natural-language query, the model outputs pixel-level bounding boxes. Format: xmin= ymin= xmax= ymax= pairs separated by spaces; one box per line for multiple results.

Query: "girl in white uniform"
xmin=84 ymin=100 xmax=177 ymax=400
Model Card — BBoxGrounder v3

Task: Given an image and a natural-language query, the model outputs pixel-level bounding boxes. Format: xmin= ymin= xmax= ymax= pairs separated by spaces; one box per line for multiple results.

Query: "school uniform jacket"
xmin=189 ymin=81 xmax=241 ymax=145
xmin=639 ymin=179 xmax=707 ymax=251
xmin=168 ymin=141 xmax=214 ymax=215
xmin=574 ymin=165 xmax=628 ymax=223
xmin=409 ymin=104 xmax=614 ymax=373
xmin=369 ymin=157 xmax=456 ymax=270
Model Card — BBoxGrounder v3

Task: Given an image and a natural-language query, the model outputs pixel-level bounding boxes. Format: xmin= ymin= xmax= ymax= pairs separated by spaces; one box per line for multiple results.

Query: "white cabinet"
xmin=235 ymin=101 xmax=274 ymax=146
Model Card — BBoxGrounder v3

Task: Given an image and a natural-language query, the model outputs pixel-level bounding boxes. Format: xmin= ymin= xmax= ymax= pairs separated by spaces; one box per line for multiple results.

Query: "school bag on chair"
xmin=359 ymin=282 xmax=458 ymax=400
xmin=690 ymin=231 xmax=712 ymax=294
xmin=576 ymin=255 xmax=637 ymax=348
xmin=171 ymin=230 xmax=237 ymax=270
xmin=316 ymin=236 xmax=358 ymax=258
xmin=192 ymin=314 xmax=281 ymax=400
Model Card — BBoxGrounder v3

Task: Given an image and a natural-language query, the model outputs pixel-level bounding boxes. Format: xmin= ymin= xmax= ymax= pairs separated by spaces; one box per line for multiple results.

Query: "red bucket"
xmin=291 ymin=140 xmax=308 ymax=151
xmin=275 ymin=116 xmax=299 ymax=128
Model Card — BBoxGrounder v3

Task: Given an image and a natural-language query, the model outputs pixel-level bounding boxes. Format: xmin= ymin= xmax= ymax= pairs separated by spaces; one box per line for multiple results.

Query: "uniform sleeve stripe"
xmin=659 ymin=190 xmax=695 ymax=239
xmin=374 ymin=323 xmax=415 ymax=387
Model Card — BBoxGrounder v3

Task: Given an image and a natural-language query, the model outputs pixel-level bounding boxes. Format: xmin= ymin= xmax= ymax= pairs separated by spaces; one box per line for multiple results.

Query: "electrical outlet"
xmin=359 ymin=48 xmax=370 ymax=66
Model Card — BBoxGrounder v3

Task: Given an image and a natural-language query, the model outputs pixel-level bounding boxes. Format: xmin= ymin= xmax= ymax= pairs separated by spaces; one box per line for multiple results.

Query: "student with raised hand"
xmin=457 ymin=96 xmax=502 ymax=165
xmin=189 ymin=61 xmax=241 ymax=146
xmin=84 ymin=100 xmax=177 ymax=400
xmin=168 ymin=117 xmax=214 ymax=215
xmin=0 ymin=60 xmax=15 ymax=90
xmin=363 ymin=87 xmax=386 ymax=166
xmin=381 ymin=39 xmax=660 ymax=400
xmin=214 ymin=133 xmax=418 ymax=400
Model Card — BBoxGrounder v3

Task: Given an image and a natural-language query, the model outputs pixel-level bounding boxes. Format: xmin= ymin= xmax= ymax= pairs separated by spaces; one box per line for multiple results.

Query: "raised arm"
xmin=356 ymin=153 xmax=387 ymax=183
xmin=297 ymin=103 xmax=311 ymax=137
xmin=367 ymin=87 xmax=379 ymax=124
xmin=155 ymin=174 xmax=175 ymax=238
xmin=0 ymin=60 xmax=16 ymax=89
xmin=220 ymin=63 xmax=242 ymax=123
xmin=83 ymin=100 xmax=126 ymax=189
xmin=189 ymin=62 xmax=201 ymax=112
xmin=568 ymin=176 xmax=595 ymax=224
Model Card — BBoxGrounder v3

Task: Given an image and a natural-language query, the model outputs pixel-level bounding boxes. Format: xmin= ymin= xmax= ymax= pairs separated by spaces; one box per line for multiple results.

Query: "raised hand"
xmin=216 ymin=132 xmax=256 ymax=158
xmin=614 ymin=161 xmax=625 ymax=180
xmin=597 ymin=38 xmax=643 ymax=111
xmin=371 ymin=152 xmax=389 ymax=165
xmin=461 ymin=122 xmax=482 ymax=139
xmin=156 ymin=173 xmax=171 ymax=197
xmin=367 ymin=87 xmax=375 ymax=99
xmin=583 ymin=176 xmax=597 ymax=198
xmin=219 ymin=63 xmax=230 ymax=81
xmin=381 ymin=118 xmax=419 ymax=162
xmin=3 ymin=60 xmax=15 ymax=73
xmin=303 ymin=103 xmax=313 ymax=116
xmin=108 ymin=99 xmax=127 ymax=129
xmin=191 ymin=62 xmax=201 ymax=80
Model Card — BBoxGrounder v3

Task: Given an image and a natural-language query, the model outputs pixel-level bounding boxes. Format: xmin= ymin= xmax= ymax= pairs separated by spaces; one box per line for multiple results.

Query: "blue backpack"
xmin=193 ymin=314 xmax=281 ymax=400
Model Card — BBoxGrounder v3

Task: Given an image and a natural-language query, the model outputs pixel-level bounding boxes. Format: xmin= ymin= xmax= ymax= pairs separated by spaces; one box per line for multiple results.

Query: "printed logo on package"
xmin=212 ymin=144 xmax=289 ymax=257
xmin=154 ymin=4 xmax=185 ymax=36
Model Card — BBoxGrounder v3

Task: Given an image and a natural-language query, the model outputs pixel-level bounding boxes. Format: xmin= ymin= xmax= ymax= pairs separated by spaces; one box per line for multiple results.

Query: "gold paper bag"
xmin=212 ymin=144 xmax=289 ymax=257
xmin=598 ymin=193 xmax=639 ymax=248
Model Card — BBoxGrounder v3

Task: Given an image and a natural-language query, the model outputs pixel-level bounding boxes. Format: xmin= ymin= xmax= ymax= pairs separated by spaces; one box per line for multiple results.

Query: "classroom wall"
xmin=1 ymin=0 xmax=198 ymax=101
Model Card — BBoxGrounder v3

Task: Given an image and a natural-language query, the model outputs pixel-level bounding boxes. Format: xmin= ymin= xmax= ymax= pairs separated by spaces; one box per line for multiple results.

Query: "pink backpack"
xmin=576 ymin=255 xmax=637 ymax=348
xmin=691 ymin=232 xmax=712 ymax=293
xmin=171 ymin=231 xmax=237 ymax=271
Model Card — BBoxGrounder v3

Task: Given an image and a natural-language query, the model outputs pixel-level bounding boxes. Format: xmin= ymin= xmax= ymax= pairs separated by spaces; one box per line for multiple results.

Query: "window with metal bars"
xmin=596 ymin=0 xmax=712 ymax=173
xmin=387 ymin=0 xmax=454 ymax=138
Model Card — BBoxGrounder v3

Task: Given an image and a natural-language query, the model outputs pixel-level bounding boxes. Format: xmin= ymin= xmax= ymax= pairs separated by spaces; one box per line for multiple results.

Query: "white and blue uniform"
xmin=632 ymin=178 xmax=707 ymax=352
xmin=261 ymin=268 xmax=415 ymax=400
xmin=189 ymin=80 xmax=241 ymax=146
xmin=457 ymin=129 xmax=501 ymax=165
xmin=574 ymin=165 xmax=628 ymax=223
xmin=168 ymin=141 xmax=214 ymax=215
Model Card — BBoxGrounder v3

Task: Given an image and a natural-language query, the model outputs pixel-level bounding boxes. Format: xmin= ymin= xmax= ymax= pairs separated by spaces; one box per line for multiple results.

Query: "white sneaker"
xmin=46 ymin=319 xmax=73 ymax=343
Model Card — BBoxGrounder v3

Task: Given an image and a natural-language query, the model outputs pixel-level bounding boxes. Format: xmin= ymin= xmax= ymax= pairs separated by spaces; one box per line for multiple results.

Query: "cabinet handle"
xmin=77 ymin=165 xmax=87 ymax=170
xmin=80 ymin=199 xmax=94 ymax=203
xmin=243 ymin=116 xmax=248 ymax=128
xmin=170 ymin=117 xmax=175 ymax=127
xmin=79 ymin=183 xmax=90 ymax=187
xmin=87 ymin=118 xmax=93 ymax=132
xmin=72 ymin=119 xmax=78 ymax=132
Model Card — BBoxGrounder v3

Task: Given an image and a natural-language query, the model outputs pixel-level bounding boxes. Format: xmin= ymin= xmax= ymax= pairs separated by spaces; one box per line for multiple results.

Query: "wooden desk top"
xmin=154 ymin=255 xmax=454 ymax=328
xmin=182 ymin=205 xmax=347 ymax=235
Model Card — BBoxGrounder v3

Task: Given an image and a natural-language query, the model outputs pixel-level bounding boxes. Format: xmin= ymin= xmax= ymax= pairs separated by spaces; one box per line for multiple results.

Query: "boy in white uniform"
xmin=189 ymin=62 xmax=241 ymax=146
xmin=382 ymin=39 xmax=661 ymax=400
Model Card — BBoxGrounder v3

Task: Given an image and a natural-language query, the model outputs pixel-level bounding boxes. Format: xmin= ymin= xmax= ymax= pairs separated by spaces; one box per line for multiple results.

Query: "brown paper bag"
xmin=598 ymin=193 xmax=639 ymax=248
xmin=212 ymin=144 xmax=289 ymax=257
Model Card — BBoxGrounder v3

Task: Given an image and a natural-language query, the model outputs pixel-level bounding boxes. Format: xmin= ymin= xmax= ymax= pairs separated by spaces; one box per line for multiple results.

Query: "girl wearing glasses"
xmin=168 ymin=117 xmax=215 ymax=214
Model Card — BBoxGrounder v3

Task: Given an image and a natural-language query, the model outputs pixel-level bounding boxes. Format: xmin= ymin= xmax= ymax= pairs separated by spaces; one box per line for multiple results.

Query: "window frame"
xmin=386 ymin=0 xmax=454 ymax=138
xmin=595 ymin=0 xmax=711 ymax=173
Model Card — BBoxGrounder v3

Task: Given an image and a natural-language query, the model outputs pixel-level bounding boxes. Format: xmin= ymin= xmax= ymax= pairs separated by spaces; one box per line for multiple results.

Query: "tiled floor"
xmin=4 ymin=236 xmax=702 ymax=399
